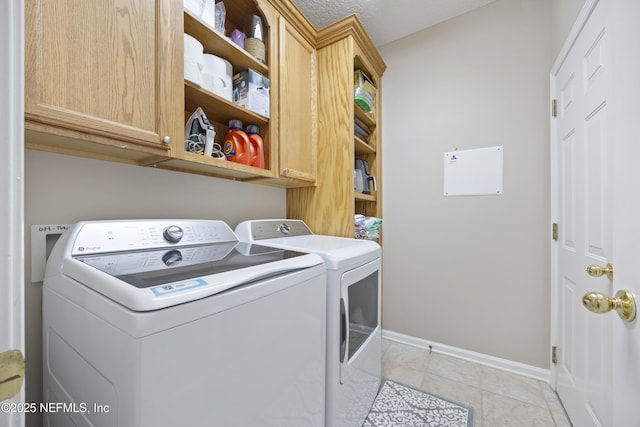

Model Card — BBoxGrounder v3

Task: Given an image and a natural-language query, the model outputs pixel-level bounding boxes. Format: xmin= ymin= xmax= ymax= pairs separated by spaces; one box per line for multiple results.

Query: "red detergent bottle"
xmin=224 ymin=120 xmax=250 ymax=165
xmin=246 ymin=125 xmax=265 ymax=168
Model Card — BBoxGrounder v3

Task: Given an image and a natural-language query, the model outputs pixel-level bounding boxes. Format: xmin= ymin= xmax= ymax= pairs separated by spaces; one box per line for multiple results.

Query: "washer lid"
xmin=62 ymin=242 xmax=321 ymax=311
xmin=73 ymin=242 xmax=305 ymax=289
xmin=46 ymin=220 xmax=324 ymax=311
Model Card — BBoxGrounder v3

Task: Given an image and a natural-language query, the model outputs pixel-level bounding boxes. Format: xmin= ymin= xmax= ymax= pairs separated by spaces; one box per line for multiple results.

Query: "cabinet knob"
xmin=162 ymin=135 xmax=171 ymax=145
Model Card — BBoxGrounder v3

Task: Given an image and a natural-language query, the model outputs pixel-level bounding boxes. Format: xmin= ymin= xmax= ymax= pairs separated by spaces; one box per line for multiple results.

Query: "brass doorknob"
xmin=586 ymin=263 xmax=614 ymax=280
xmin=582 ymin=289 xmax=636 ymax=322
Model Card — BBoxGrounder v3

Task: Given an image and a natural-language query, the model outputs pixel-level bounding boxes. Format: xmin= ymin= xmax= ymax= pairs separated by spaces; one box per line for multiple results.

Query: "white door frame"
xmin=0 ymin=0 xmax=25 ymax=426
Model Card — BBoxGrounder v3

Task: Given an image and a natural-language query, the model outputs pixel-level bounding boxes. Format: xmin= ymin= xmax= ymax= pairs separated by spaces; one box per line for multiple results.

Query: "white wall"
xmin=379 ymin=0 xmax=553 ymax=368
xmin=24 ymin=149 xmax=285 ymax=426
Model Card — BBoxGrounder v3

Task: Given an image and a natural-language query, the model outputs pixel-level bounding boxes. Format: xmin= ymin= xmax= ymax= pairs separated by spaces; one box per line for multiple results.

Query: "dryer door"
xmin=339 ymin=258 xmax=381 ymax=386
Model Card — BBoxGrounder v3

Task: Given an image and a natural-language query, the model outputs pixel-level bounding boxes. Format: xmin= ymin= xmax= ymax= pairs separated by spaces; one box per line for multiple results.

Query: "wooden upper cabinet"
xmin=25 ymin=0 xmax=183 ymax=160
xmin=275 ymin=12 xmax=316 ymax=183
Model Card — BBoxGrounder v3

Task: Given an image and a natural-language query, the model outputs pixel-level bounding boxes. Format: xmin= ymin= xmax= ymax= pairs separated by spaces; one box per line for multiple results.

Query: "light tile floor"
xmin=381 ymin=339 xmax=573 ymax=427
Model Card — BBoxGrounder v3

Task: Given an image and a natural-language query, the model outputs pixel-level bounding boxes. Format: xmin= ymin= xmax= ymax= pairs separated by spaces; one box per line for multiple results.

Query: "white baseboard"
xmin=382 ymin=329 xmax=550 ymax=384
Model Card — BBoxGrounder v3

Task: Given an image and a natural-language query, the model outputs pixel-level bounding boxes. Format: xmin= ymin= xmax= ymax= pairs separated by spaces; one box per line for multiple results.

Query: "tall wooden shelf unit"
xmin=287 ymin=16 xmax=386 ymax=238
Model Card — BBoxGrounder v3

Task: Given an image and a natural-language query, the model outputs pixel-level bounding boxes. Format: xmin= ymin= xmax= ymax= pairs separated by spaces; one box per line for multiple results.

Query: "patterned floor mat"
xmin=363 ymin=379 xmax=474 ymax=427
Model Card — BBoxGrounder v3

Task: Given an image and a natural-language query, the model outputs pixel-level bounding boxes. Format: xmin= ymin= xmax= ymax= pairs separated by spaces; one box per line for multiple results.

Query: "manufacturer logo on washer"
xmin=77 ymin=246 xmax=101 ymax=252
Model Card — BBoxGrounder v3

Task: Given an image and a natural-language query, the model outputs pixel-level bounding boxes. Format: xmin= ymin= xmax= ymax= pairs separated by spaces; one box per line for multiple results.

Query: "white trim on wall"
xmin=382 ymin=330 xmax=551 ymax=384
xmin=0 ymin=0 xmax=25 ymax=426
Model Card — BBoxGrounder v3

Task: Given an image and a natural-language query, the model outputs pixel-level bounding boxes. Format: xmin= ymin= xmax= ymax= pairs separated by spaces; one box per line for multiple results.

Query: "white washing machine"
xmin=235 ymin=219 xmax=381 ymax=427
xmin=43 ymin=219 xmax=326 ymax=427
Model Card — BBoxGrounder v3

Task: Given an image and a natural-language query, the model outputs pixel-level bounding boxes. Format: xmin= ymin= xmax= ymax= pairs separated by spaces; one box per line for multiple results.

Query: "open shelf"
xmin=184 ymin=10 xmax=269 ymax=76
xmin=355 ymin=192 xmax=376 ymax=202
xmin=354 ymin=103 xmax=376 ymax=130
xmin=184 ymin=82 xmax=269 ymax=126
xmin=355 ymin=136 xmax=376 ymax=155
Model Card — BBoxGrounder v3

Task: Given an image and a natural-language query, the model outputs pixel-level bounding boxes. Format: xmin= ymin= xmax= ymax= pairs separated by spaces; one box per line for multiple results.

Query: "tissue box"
xmin=233 ymin=69 xmax=270 ymax=118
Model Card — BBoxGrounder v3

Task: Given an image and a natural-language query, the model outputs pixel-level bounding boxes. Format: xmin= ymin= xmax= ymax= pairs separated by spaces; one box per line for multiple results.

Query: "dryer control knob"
xmin=277 ymin=223 xmax=291 ymax=235
xmin=163 ymin=225 xmax=184 ymax=243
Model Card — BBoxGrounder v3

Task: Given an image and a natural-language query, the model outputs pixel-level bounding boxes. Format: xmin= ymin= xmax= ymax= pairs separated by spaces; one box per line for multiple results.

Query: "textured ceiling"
xmin=291 ymin=0 xmax=497 ymax=46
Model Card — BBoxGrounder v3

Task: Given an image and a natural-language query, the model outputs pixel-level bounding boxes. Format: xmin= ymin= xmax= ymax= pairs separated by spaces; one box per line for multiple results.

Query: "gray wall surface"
xmin=379 ymin=0 xmax=555 ymax=368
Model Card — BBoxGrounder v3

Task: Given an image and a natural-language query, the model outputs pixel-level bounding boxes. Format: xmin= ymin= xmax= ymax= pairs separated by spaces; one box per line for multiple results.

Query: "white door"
xmin=552 ymin=0 xmax=613 ymax=424
xmin=551 ymin=1 xmax=640 ymax=426
xmin=0 ymin=0 xmax=25 ymax=426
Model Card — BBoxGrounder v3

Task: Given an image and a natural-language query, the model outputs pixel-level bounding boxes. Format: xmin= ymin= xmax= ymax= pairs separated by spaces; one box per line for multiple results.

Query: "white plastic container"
xmin=202 ymin=53 xmax=233 ymax=100
xmin=221 ymin=59 xmax=233 ymax=100
xmin=201 ymin=0 xmax=216 ymax=30
xmin=201 ymin=54 xmax=223 ymax=95
xmin=184 ymin=34 xmax=204 ymax=86
xmin=184 ymin=0 xmax=205 ymax=18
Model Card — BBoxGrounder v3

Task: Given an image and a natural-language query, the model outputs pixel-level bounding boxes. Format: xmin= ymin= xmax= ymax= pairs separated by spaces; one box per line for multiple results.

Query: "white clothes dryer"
xmin=43 ymin=219 xmax=326 ymax=427
xmin=235 ymin=219 xmax=382 ymax=427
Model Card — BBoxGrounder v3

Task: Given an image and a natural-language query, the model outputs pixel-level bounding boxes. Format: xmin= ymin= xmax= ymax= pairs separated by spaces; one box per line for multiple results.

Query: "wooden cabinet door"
xmin=25 ymin=0 xmax=182 ymax=154
xmin=277 ymin=16 xmax=316 ymax=183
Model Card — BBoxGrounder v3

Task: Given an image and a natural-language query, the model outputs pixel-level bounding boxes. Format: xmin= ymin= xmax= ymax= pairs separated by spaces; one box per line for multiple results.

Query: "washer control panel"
xmin=70 ymin=220 xmax=237 ymax=255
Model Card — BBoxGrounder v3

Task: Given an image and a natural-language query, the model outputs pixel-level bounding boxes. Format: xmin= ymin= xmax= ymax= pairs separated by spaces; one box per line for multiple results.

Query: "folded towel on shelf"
xmin=355 ymin=215 xmax=382 ymax=242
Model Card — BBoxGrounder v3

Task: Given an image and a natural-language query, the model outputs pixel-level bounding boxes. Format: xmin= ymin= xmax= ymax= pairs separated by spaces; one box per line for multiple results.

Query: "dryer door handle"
xmin=340 ymin=298 xmax=347 ymax=363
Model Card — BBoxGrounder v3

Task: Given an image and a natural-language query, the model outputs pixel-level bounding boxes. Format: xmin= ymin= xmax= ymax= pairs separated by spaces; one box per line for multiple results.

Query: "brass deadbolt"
xmin=586 ymin=263 xmax=614 ymax=280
